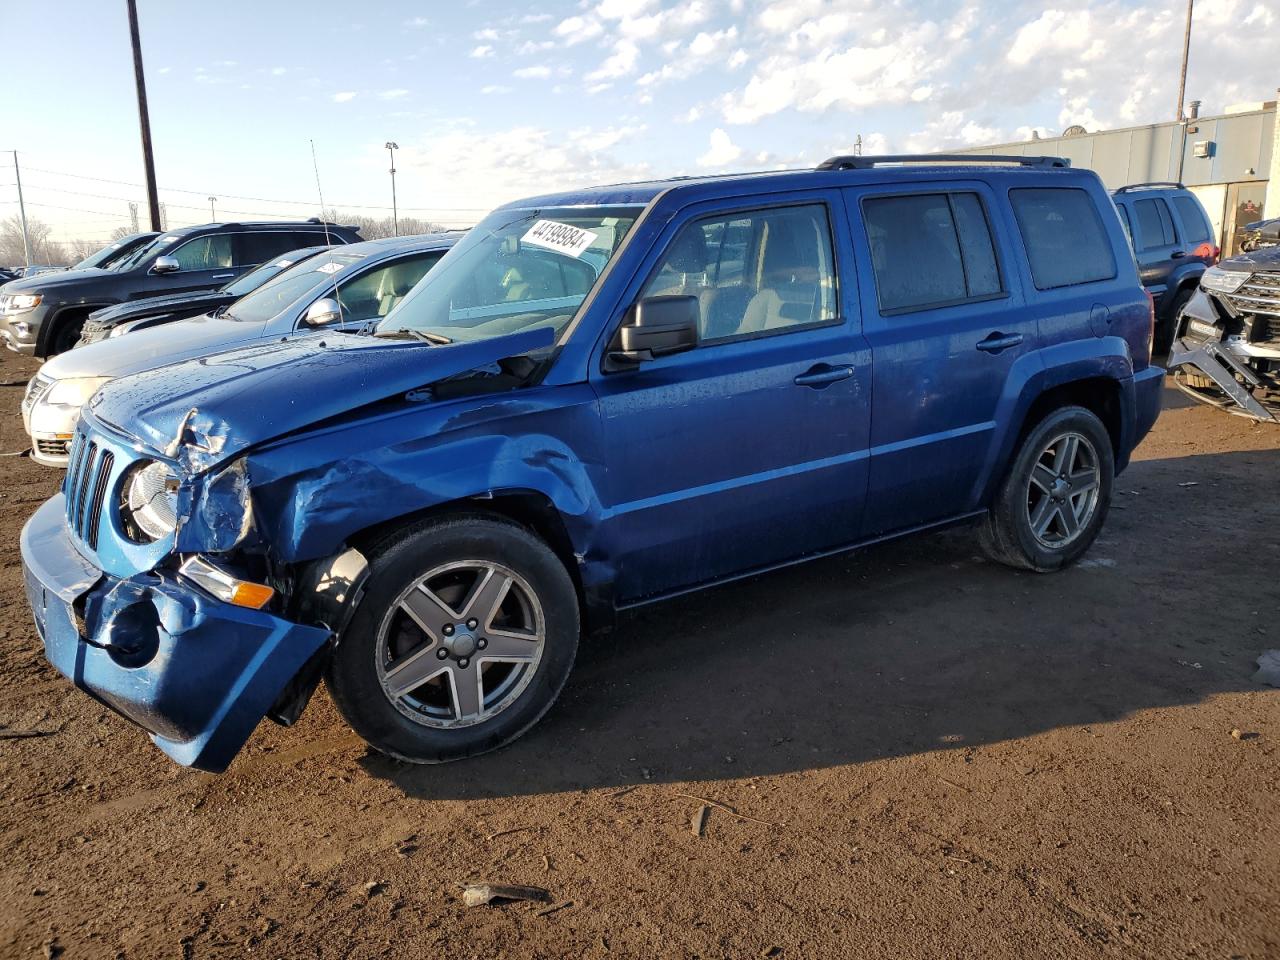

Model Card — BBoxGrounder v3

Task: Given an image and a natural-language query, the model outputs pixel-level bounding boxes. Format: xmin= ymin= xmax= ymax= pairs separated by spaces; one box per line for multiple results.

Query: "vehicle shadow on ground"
xmin=363 ymin=445 xmax=1279 ymax=800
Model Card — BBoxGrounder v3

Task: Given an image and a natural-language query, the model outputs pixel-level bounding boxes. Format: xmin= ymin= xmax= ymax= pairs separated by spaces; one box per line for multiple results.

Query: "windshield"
xmin=222 ymin=250 xmax=363 ymax=324
xmin=375 ymin=207 xmax=639 ymax=343
xmin=73 ymin=234 xmax=154 ymax=270
xmin=112 ymin=233 xmax=182 ymax=272
xmin=222 ymin=249 xmax=322 ymax=296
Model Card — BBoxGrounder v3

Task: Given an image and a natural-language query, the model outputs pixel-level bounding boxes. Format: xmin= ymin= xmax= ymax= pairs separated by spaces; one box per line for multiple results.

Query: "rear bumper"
xmin=21 ymin=495 xmax=329 ymax=772
xmin=1130 ymin=364 xmax=1165 ymax=447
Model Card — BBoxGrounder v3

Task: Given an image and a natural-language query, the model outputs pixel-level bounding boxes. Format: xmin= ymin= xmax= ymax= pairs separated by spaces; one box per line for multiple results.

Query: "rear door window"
xmin=1134 ymin=198 xmax=1176 ymax=249
xmin=861 ymin=192 xmax=1004 ymax=313
xmin=1009 ymin=188 xmax=1117 ymax=289
xmin=1172 ymin=196 xmax=1212 ymax=244
xmin=239 ymin=232 xmax=308 ymax=266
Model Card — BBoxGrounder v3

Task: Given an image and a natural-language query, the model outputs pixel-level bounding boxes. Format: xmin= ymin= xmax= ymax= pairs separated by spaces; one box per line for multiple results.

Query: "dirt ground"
xmin=0 ymin=346 xmax=1277 ymax=960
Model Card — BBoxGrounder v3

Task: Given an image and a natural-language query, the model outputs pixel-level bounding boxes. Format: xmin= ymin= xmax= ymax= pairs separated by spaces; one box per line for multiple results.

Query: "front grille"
xmin=1223 ymin=273 xmax=1280 ymax=344
xmin=64 ymin=433 xmax=115 ymax=550
xmin=35 ymin=437 xmax=71 ymax=458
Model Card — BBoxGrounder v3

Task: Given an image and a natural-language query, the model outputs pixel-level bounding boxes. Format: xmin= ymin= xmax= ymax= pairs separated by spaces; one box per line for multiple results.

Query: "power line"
xmin=21 ymin=163 xmax=490 ymax=213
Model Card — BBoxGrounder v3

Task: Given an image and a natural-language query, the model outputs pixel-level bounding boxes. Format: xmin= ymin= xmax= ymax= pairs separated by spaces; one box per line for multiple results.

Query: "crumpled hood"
xmin=87 ymin=326 xmax=555 ymax=473
xmin=3 ymin=266 xmax=113 ymax=294
xmin=90 ymin=290 xmax=230 ymax=325
xmin=1219 ymin=244 xmax=1280 ymax=272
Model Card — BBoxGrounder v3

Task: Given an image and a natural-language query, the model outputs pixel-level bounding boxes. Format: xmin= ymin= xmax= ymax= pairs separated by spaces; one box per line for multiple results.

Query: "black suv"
xmin=0 ymin=220 xmax=361 ymax=356
xmin=1111 ymin=183 xmax=1217 ymax=353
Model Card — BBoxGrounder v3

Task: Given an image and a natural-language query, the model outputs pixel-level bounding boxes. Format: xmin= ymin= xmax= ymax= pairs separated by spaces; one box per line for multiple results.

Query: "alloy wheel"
xmin=1024 ymin=431 xmax=1101 ymax=549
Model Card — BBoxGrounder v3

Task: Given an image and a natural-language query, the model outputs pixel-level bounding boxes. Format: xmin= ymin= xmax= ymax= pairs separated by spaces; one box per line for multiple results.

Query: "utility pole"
xmin=1175 ymin=0 xmax=1193 ymax=120
xmin=126 ymin=0 xmax=162 ymax=231
xmin=11 ymin=151 xmax=32 ymax=267
xmin=208 ymin=196 xmax=217 ymax=222
xmin=385 ymin=141 xmax=399 ymax=236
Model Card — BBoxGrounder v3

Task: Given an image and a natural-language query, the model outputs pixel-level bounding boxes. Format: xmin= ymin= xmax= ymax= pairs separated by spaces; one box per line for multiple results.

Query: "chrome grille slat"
xmin=1223 ymin=274 xmax=1280 ymax=337
xmin=74 ymin=444 xmax=99 ymax=538
xmin=86 ymin=452 xmax=114 ymax=549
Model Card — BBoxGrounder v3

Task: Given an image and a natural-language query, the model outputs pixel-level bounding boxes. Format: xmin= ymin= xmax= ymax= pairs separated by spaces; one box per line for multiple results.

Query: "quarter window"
xmin=170 ymin=234 xmax=233 ymax=271
xmin=862 ymin=192 xmax=1004 ymax=313
xmin=1009 ymin=188 xmax=1117 ymax=289
xmin=640 ymin=204 xmax=838 ymax=343
xmin=239 ymin=232 xmax=309 ymax=266
xmin=1172 ymin=196 xmax=1212 ymax=244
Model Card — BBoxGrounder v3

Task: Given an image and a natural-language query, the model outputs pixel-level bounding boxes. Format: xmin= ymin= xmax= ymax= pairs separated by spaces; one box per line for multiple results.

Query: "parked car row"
xmin=20 ymin=155 xmax=1164 ymax=774
xmin=0 ymin=218 xmax=361 ymax=355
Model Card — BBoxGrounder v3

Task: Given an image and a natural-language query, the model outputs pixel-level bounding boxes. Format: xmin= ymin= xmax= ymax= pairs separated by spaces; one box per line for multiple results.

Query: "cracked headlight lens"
xmin=121 ymin=460 xmax=180 ymax=542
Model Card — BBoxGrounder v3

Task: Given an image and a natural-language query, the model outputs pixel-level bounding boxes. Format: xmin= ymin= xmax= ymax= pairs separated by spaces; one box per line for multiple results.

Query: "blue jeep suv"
xmin=20 ymin=155 xmax=1163 ymax=771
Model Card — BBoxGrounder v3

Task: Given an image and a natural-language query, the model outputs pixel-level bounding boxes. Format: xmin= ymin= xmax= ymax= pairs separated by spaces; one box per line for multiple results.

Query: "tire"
xmin=1154 ymin=287 xmax=1193 ymax=357
xmin=979 ymin=406 xmax=1114 ymax=573
xmin=325 ymin=514 xmax=580 ymax=764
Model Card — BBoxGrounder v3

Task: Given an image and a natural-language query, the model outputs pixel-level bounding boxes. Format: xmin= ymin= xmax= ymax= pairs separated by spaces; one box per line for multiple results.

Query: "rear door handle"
xmin=211 ymin=273 xmax=235 ymax=281
xmin=976 ymin=332 xmax=1024 ymax=354
xmin=1170 ymin=250 xmax=1186 ymax=259
xmin=794 ymin=364 xmax=855 ymax=388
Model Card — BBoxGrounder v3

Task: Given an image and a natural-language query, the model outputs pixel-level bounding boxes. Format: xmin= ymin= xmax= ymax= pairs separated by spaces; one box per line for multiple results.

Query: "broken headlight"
xmin=120 ymin=460 xmax=180 ymax=542
xmin=1200 ymin=267 xmax=1250 ymax=295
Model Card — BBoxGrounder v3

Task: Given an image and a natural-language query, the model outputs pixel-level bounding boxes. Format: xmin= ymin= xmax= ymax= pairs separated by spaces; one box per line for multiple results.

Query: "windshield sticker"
xmin=522 ymin=220 xmax=598 ymax=258
xmin=275 ymin=259 xmax=294 ymax=268
xmin=161 ymin=235 xmax=180 ymax=243
xmin=316 ymin=262 xmax=343 ymax=275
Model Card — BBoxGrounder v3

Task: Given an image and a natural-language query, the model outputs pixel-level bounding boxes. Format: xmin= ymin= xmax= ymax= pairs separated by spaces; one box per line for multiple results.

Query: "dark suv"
xmin=20 ymin=155 xmax=1163 ymax=772
xmin=1111 ymin=183 xmax=1218 ymax=352
xmin=0 ymin=220 xmax=361 ymax=356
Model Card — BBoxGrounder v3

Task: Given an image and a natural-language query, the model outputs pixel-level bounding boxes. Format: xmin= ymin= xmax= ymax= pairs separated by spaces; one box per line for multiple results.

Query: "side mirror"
xmin=608 ymin=295 xmax=699 ymax=366
xmin=151 ymin=255 xmax=180 ymax=275
xmin=303 ymin=297 xmax=342 ymax=327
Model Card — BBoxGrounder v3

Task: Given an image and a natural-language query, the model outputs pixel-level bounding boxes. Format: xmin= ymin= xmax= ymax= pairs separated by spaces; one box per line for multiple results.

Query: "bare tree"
xmin=0 ymin=215 xmax=68 ymax=267
xmin=67 ymin=238 xmax=103 ymax=263
xmin=323 ymin=209 xmax=454 ymax=240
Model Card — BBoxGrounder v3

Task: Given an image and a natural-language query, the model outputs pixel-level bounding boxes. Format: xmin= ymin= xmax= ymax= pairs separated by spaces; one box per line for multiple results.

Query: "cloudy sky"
xmin=4 ymin=0 xmax=1276 ymax=241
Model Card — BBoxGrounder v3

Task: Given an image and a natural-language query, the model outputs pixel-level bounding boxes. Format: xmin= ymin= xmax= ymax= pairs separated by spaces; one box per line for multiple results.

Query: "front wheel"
xmin=325 ymin=514 xmax=580 ymax=763
xmin=979 ymin=406 xmax=1114 ymax=572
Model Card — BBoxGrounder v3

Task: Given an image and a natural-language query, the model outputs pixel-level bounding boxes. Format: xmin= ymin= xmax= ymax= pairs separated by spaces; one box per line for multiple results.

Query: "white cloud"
xmin=587 ymin=39 xmax=639 ymax=81
xmin=378 ymin=88 xmax=409 ymax=100
xmin=481 ymin=84 xmax=513 ymax=95
xmin=698 ymin=128 xmax=742 ymax=167
xmin=471 ymin=45 xmax=494 ymax=58
xmin=554 ymin=15 xmax=602 ymax=45
xmin=514 ymin=65 xmax=552 ymax=79
xmin=399 ymin=124 xmax=651 ymax=214
xmin=271 ymin=66 xmax=287 ymax=76
xmin=331 ymin=91 xmax=357 ymax=103
xmin=474 ymin=28 xmax=500 ymax=41
xmin=404 ymin=16 xmax=428 ymax=28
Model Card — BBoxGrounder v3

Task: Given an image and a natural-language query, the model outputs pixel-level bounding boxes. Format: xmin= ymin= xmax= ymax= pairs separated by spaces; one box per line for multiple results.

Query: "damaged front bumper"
xmin=20 ymin=495 xmax=330 ymax=772
xmin=1168 ymin=337 xmax=1280 ymax=422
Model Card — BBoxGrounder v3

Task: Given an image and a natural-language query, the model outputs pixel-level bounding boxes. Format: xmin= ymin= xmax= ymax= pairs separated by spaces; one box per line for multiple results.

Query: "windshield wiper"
xmin=379 ymin=327 xmax=452 ymax=345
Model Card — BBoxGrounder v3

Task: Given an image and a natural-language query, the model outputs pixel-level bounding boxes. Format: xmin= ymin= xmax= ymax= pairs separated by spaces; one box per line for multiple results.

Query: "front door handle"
xmin=1170 ymin=250 xmax=1187 ymax=259
xmin=211 ymin=273 xmax=235 ymax=281
xmin=976 ymin=332 xmax=1024 ymax=354
xmin=794 ymin=364 xmax=855 ymax=388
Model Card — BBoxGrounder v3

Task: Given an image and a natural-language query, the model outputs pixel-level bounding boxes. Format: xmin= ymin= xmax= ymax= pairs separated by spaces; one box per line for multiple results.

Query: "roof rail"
xmin=1112 ymin=181 xmax=1185 ymax=193
xmin=816 ymin=154 xmax=1071 ymax=171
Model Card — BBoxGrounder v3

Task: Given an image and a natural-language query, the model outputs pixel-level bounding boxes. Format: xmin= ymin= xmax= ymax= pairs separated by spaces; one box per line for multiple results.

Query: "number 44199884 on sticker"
xmin=521 ymin=220 xmax=598 ymax=258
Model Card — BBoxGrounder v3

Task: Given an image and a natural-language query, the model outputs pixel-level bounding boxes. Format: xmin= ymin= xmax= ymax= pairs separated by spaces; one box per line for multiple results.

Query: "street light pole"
xmin=125 ymin=0 xmax=162 ymax=232
xmin=11 ymin=151 xmax=32 ymax=267
xmin=208 ymin=196 xmax=217 ymax=222
xmin=385 ymin=141 xmax=399 ymax=236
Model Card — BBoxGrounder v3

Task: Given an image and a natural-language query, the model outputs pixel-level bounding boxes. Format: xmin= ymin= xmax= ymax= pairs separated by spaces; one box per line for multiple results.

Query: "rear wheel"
xmin=325 ymin=514 xmax=580 ymax=763
xmin=979 ymin=406 xmax=1114 ymax=572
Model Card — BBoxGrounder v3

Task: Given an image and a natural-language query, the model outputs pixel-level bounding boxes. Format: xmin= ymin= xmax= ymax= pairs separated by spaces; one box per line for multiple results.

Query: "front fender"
xmin=245 ymin=383 xmax=607 ymax=568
